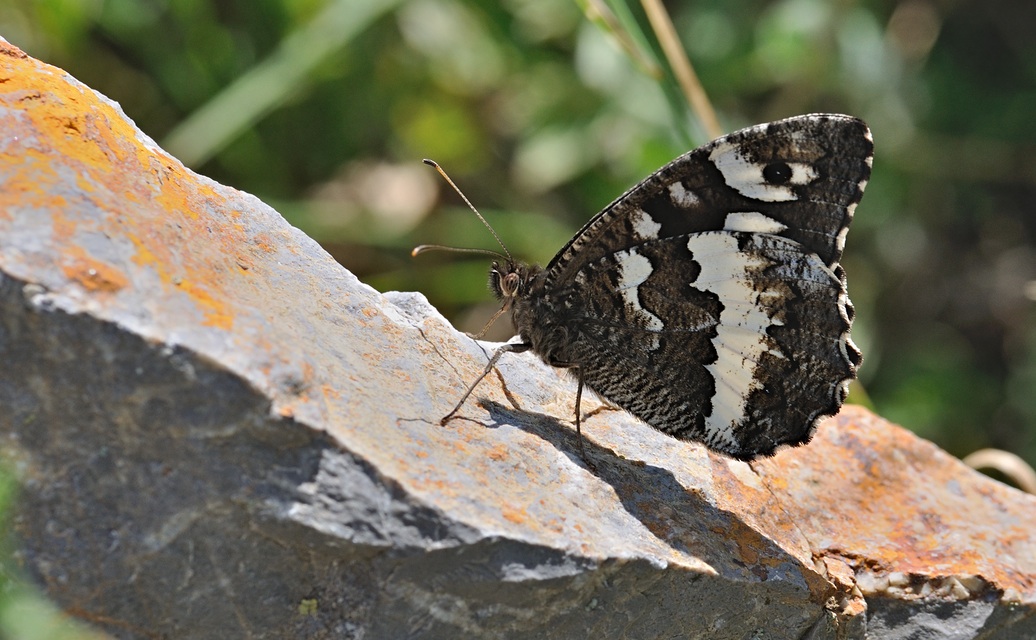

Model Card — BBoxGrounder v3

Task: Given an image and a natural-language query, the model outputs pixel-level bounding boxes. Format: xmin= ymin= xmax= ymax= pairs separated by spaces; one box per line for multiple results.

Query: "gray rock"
xmin=1 ymin=38 xmax=1035 ymax=640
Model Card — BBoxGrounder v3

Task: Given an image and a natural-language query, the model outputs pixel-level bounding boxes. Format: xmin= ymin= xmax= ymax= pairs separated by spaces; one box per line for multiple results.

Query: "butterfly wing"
xmin=522 ymin=114 xmax=872 ymax=459
xmin=559 ymin=230 xmax=859 ymax=459
xmin=544 ymin=114 xmax=870 ymax=282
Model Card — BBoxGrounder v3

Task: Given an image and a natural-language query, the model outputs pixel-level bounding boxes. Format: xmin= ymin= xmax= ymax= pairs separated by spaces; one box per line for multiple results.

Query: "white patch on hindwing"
xmin=687 ymin=232 xmax=785 ymax=448
xmin=723 ymin=211 xmax=787 ymax=234
xmin=709 ymin=141 xmax=818 ymax=202
xmin=613 ymin=248 xmax=663 ymax=346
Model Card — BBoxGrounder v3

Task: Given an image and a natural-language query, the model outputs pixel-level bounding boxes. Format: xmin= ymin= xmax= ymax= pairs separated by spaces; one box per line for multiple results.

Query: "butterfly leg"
xmin=542 ymin=360 xmax=589 ymax=462
xmin=573 ymin=369 xmax=588 ymax=461
xmin=441 ymin=341 xmax=532 ymax=425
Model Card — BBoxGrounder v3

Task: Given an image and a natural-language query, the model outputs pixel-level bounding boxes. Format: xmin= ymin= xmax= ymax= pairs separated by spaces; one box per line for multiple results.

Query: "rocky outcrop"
xmin=1 ymin=39 xmax=1033 ymax=639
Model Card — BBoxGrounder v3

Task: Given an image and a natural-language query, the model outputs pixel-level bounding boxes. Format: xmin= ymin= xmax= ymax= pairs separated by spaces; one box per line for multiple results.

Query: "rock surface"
xmin=1 ymin=39 xmax=1034 ymax=640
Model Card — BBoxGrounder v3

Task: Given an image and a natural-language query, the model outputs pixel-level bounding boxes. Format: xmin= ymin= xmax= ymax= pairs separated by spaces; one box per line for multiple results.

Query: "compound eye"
xmin=501 ymin=272 xmax=521 ymax=296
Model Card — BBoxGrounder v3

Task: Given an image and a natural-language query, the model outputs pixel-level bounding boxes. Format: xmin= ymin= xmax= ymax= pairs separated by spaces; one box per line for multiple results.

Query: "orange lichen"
xmin=251 ymin=233 xmax=277 ymax=253
xmin=753 ymin=406 xmax=1036 ymax=599
xmin=487 ymin=444 xmax=509 ymax=461
xmin=175 ymin=279 xmax=233 ymax=329
xmin=61 ymin=248 xmax=128 ymax=293
xmin=501 ymin=504 xmax=528 ymax=525
xmin=0 ymin=41 xmax=243 ymax=331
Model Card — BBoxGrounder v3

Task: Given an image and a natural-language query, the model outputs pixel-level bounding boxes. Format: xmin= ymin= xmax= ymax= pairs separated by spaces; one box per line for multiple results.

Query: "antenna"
xmin=420 ymin=159 xmax=512 ymax=261
xmin=411 ymin=244 xmax=507 ymax=260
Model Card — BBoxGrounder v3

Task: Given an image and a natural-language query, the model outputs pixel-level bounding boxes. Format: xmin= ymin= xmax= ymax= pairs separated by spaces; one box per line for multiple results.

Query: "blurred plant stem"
xmin=640 ymin=0 xmax=722 ymax=139
xmin=163 ymin=0 xmax=404 ymax=167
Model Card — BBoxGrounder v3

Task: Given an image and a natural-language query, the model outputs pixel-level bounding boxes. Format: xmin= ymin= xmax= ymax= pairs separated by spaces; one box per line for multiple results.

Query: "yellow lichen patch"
xmin=1 ymin=42 xmax=248 ymax=333
xmin=320 ymin=384 xmax=342 ymax=401
xmin=501 ymin=504 xmax=528 ymax=525
xmin=152 ymin=174 xmax=222 ymax=222
xmin=62 ymin=247 xmax=128 ymax=293
xmin=51 ymin=212 xmax=77 ymax=243
xmin=251 ymin=233 xmax=277 ymax=254
xmin=175 ymin=279 xmax=234 ymax=330
xmin=0 ymin=147 xmax=64 ymax=216
xmin=487 ymin=444 xmax=509 ymax=461
xmin=297 ymin=599 xmax=318 ymax=616
xmin=2 ymin=65 xmax=135 ymax=185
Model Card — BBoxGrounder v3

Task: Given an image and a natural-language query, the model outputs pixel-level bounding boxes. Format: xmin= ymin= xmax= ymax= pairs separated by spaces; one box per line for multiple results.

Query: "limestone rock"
xmin=1 ymin=39 xmax=1034 ymax=640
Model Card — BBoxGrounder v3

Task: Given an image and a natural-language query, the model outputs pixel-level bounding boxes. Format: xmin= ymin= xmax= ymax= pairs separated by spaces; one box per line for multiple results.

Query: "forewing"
xmin=543 ymin=114 xmax=872 ymax=290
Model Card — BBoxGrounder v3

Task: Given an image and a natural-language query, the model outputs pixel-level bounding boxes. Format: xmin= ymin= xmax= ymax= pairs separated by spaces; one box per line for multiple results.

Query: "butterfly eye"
xmin=762 ymin=161 xmax=793 ymax=184
xmin=501 ymin=272 xmax=521 ymax=296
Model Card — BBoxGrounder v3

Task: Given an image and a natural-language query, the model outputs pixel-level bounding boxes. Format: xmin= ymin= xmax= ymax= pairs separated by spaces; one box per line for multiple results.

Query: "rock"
xmin=1 ymin=39 xmax=1034 ymax=640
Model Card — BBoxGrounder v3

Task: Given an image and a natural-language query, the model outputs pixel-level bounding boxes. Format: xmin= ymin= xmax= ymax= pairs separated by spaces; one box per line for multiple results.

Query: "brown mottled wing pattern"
xmin=513 ymin=114 xmax=872 ymax=459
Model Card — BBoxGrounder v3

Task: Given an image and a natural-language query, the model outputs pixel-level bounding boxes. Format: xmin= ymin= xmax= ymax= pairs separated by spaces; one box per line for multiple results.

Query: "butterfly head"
xmin=489 ymin=260 xmax=540 ymax=309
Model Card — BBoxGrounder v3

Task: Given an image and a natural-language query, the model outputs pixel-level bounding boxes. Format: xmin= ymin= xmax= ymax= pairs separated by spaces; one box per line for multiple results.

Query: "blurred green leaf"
xmin=162 ymin=0 xmax=405 ymax=166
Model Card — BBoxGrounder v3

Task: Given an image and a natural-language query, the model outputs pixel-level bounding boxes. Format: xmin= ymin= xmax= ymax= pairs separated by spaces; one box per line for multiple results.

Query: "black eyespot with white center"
xmin=763 ymin=161 xmax=793 ymax=184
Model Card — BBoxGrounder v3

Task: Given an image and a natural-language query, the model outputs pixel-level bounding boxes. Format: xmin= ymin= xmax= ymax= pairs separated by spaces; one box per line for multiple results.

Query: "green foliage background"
xmin=3 ymin=0 xmax=1036 ymax=470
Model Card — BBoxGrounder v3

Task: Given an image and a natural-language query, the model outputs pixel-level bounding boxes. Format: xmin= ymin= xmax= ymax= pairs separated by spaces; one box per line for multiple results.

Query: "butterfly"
xmin=421 ymin=114 xmax=872 ymax=461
